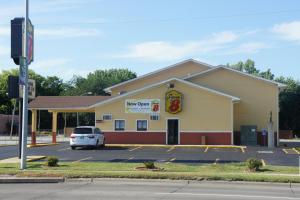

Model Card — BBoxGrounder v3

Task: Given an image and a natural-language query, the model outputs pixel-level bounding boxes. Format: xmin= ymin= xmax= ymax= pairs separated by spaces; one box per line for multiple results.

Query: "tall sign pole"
xmin=20 ymin=0 xmax=29 ymax=170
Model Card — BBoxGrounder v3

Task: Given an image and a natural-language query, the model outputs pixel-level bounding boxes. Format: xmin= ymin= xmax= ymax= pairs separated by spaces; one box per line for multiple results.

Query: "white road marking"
xmin=166 ymin=146 xmax=175 ymax=152
xmin=129 ymin=146 xmax=142 ymax=151
xmin=156 ymin=192 xmax=300 ymax=199
xmin=57 ymin=147 xmax=70 ymax=151
xmin=258 ymin=151 xmax=273 ymax=154
xmin=72 ymin=156 xmax=92 ymax=163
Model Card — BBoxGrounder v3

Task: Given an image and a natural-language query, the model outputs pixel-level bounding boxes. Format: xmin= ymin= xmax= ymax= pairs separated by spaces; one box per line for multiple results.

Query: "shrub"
xmin=246 ymin=158 xmax=262 ymax=172
xmin=144 ymin=161 xmax=155 ymax=169
xmin=47 ymin=156 xmax=59 ymax=167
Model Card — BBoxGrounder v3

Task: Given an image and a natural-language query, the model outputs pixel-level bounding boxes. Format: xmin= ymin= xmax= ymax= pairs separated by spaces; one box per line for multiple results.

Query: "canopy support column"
xmin=52 ymin=111 xmax=58 ymax=144
xmin=31 ymin=109 xmax=37 ymax=145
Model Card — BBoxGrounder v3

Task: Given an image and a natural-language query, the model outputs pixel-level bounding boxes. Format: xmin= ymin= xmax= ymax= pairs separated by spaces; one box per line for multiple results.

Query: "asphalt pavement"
xmin=0 ymin=179 xmax=299 ymax=200
xmin=0 ymin=142 xmax=299 ymax=166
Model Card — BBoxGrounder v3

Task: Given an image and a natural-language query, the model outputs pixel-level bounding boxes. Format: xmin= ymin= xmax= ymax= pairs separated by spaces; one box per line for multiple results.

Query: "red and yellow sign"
xmin=165 ymin=90 xmax=183 ymax=114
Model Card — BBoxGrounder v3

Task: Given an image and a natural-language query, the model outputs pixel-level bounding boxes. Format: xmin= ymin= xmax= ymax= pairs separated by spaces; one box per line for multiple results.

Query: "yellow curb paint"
xmin=204 ymin=147 xmax=209 ymax=153
xmin=106 ymin=144 xmax=246 ymax=149
xmin=282 ymin=149 xmax=289 ymax=154
xmin=166 ymin=146 xmax=175 ymax=152
xmin=261 ymin=159 xmax=266 ymax=166
xmin=0 ymin=156 xmax=46 ymax=164
xmin=293 ymin=148 xmax=300 ymax=154
xmin=27 ymin=143 xmax=58 ymax=148
xmin=72 ymin=156 xmax=92 ymax=163
xmin=129 ymin=146 xmax=142 ymax=152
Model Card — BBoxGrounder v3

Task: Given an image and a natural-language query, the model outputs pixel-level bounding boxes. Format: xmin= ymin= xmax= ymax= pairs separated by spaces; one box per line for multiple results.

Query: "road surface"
xmin=0 ymin=179 xmax=299 ymax=200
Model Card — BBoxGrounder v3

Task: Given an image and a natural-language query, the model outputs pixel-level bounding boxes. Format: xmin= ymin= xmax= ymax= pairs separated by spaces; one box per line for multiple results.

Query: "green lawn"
xmin=0 ymin=162 xmax=299 ymax=183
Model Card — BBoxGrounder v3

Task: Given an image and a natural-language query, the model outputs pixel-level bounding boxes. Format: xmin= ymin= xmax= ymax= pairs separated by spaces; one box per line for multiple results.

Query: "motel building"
xmin=29 ymin=59 xmax=286 ymax=146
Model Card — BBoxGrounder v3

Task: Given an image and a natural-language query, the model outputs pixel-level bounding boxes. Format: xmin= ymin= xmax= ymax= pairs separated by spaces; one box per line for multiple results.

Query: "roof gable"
xmin=104 ymin=59 xmax=214 ymax=93
xmin=92 ymin=78 xmax=239 ymax=108
xmin=184 ymin=65 xmax=286 ymax=88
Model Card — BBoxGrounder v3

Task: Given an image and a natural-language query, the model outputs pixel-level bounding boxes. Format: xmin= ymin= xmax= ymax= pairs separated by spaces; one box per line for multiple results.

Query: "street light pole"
xmin=20 ymin=0 xmax=29 ymax=170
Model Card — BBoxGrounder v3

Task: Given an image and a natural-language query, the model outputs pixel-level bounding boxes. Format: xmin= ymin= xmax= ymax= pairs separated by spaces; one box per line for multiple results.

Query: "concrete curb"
xmin=0 ymin=177 xmax=65 ymax=183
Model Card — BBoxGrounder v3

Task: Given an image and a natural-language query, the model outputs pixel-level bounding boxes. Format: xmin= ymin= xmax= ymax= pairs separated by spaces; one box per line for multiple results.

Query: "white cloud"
xmin=0 ymin=27 xmax=10 ymax=36
xmin=36 ymin=28 xmax=101 ymax=38
xmin=222 ymin=42 xmax=268 ymax=55
xmin=272 ymin=21 xmax=300 ymax=42
xmin=30 ymin=58 xmax=90 ymax=80
xmin=117 ymin=31 xmax=239 ymax=61
xmin=0 ymin=45 xmax=10 ymax=56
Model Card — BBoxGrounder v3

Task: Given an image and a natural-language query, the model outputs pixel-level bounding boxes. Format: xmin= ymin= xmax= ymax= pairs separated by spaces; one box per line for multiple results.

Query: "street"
xmin=0 ymin=179 xmax=299 ymax=200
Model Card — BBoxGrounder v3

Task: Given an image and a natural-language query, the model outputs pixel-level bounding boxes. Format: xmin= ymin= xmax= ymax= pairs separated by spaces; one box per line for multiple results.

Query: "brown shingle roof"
xmin=29 ymin=96 xmax=111 ymax=110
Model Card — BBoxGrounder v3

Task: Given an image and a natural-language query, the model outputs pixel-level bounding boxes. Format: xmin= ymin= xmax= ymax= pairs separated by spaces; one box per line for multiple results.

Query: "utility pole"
xmin=20 ymin=0 xmax=29 ymax=170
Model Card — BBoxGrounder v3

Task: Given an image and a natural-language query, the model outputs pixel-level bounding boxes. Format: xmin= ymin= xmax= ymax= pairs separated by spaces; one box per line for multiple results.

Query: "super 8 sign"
xmin=165 ymin=90 xmax=183 ymax=114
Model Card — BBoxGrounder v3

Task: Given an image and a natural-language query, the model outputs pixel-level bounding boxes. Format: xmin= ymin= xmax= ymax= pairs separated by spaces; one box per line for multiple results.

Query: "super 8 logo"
xmin=165 ymin=90 xmax=183 ymax=114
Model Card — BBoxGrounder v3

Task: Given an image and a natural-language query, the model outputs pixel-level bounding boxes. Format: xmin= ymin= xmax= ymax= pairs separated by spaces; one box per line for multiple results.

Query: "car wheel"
xmin=71 ymin=146 xmax=76 ymax=150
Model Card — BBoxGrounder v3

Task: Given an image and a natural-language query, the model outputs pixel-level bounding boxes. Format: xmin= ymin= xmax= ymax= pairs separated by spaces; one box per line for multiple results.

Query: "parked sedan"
xmin=70 ymin=126 xmax=105 ymax=150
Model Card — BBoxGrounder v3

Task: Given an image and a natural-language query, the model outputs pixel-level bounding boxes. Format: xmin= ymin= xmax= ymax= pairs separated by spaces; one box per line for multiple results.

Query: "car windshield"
xmin=74 ymin=128 xmax=93 ymax=134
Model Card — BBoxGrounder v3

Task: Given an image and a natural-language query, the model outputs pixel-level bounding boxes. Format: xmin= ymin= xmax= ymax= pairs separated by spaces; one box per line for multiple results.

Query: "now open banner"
xmin=125 ymin=99 xmax=160 ymax=113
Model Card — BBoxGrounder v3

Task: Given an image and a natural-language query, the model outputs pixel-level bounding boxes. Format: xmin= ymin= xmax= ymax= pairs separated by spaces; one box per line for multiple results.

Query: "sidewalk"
xmin=0 ymin=135 xmax=69 ymax=146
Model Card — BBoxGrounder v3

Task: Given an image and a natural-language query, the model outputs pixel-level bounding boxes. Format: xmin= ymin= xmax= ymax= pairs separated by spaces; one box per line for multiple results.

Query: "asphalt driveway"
xmin=0 ymin=142 xmax=299 ymax=166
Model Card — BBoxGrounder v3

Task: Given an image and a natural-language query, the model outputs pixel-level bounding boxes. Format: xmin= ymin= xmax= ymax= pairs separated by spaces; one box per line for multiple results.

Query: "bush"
xmin=246 ymin=158 xmax=262 ymax=172
xmin=47 ymin=156 xmax=59 ymax=167
xmin=144 ymin=161 xmax=155 ymax=169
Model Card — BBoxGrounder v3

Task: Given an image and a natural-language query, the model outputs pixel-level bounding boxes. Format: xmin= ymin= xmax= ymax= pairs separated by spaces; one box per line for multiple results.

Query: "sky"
xmin=0 ymin=0 xmax=300 ymax=81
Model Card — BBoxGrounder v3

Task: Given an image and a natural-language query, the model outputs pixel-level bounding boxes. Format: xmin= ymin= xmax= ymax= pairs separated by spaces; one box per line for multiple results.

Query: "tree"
xmin=63 ymin=69 xmax=136 ymax=96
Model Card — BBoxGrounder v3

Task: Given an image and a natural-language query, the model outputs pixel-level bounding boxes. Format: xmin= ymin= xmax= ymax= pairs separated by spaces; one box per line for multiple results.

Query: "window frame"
xmin=114 ymin=119 xmax=126 ymax=131
xmin=136 ymin=119 xmax=148 ymax=131
xmin=102 ymin=114 xmax=112 ymax=121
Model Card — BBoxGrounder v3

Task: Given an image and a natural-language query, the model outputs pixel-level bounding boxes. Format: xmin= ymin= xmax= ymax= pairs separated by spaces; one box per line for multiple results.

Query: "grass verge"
xmin=0 ymin=162 xmax=299 ymax=183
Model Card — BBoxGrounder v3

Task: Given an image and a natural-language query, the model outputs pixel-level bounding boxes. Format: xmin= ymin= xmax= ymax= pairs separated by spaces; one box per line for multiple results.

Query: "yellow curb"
xmin=292 ymin=148 xmax=300 ymax=154
xmin=0 ymin=144 xmax=17 ymax=147
xmin=0 ymin=156 xmax=46 ymax=164
xmin=107 ymin=144 xmax=246 ymax=149
xmin=261 ymin=159 xmax=266 ymax=166
xmin=27 ymin=143 xmax=59 ymax=148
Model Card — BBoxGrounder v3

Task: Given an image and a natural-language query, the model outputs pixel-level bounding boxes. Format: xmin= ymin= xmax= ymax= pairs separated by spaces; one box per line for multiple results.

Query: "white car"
xmin=70 ymin=126 xmax=105 ymax=150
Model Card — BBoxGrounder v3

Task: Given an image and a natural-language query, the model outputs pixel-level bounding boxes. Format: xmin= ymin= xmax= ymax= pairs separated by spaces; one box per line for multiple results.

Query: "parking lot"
xmin=0 ymin=142 xmax=299 ymax=166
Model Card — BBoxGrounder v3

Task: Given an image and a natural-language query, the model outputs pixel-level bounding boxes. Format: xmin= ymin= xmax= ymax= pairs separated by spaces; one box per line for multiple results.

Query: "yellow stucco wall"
xmin=110 ymin=61 xmax=211 ymax=96
xmin=95 ymin=80 xmax=233 ymax=132
xmin=188 ymin=68 xmax=279 ymax=132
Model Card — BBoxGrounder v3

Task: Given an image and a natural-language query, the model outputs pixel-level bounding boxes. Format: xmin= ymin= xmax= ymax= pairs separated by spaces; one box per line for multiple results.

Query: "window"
xmin=95 ymin=128 xmax=103 ymax=135
xmin=137 ymin=120 xmax=148 ymax=131
xmin=73 ymin=128 xmax=93 ymax=134
xmin=102 ymin=114 xmax=112 ymax=121
xmin=115 ymin=120 xmax=125 ymax=131
xmin=150 ymin=114 xmax=160 ymax=121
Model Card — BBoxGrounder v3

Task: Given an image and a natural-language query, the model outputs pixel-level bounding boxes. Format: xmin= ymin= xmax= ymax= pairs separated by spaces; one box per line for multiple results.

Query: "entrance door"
xmin=240 ymin=125 xmax=257 ymax=146
xmin=167 ymin=119 xmax=179 ymax=145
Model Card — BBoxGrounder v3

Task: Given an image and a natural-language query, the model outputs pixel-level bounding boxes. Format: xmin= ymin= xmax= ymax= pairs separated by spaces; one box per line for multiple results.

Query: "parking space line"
xmin=166 ymin=146 xmax=175 ymax=152
xmin=282 ymin=149 xmax=289 ymax=154
xmin=72 ymin=156 xmax=92 ymax=163
xmin=128 ymin=157 xmax=135 ymax=160
xmin=261 ymin=159 xmax=266 ymax=166
xmin=166 ymin=158 xmax=176 ymax=164
xmin=57 ymin=147 xmax=70 ymax=151
xmin=241 ymin=147 xmax=245 ymax=153
xmin=129 ymin=146 xmax=142 ymax=151
xmin=204 ymin=147 xmax=209 ymax=153
xmin=214 ymin=158 xmax=219 ymax=165
xmin=293 ymin=148 xmax=300 ymax=154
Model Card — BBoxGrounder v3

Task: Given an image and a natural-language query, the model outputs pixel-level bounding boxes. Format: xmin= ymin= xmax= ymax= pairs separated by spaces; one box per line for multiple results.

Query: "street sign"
xmin=10 ymin=18 xmax=34 ymax=66
xmin=19 ymin=79 xmax=36 ymax=99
